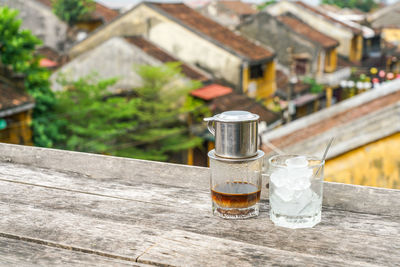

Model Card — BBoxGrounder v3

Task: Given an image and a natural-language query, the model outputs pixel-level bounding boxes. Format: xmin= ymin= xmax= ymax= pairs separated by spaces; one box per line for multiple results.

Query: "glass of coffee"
xmin=208 ymin=150 xmax=264 ymax=219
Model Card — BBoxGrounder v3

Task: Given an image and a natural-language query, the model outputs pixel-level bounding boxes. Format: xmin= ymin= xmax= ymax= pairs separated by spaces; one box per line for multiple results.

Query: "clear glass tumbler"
xmin=268 ymin=155 xmax=324 ymax=228
xmin=208 ymin=150 xmax=264 ymax=219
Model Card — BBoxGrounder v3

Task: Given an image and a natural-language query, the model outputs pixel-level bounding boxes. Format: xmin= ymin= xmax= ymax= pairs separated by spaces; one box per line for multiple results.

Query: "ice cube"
xmin=285 ymin=156 xmax=308 ymax=168
xmin=292 ymin=175 xmax=311 ymax=190
xmin=274 ymin=187 xmax=295 ymax=202
xmin=297 ymin=191 xmax=321 ymax=216
xmin=270 ymin=168 xmax=289 ymax=188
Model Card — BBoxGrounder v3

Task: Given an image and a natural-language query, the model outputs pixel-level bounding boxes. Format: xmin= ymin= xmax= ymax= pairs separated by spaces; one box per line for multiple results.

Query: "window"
xmin=249 ymin=64 xmax=264 ymax=79
xmin=295 ymin=58 xmax=308 ymax=76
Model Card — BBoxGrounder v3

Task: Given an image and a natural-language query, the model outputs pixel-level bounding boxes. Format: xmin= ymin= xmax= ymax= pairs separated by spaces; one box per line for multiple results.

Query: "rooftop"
xmin=262 ymin=79 xmax=400 ymax=158
xmin=149 ymin=3 xmax=274 ymax=61
xmin=190 ymin=84 xmax=233 ymax=100
xmin=277 ymin=15 xmax=339 ymax=49
xmin=36 ymin=46 xmax=60 ymax=62
xmin=219 ymin=1 xmax=258 ymax=16
xmin=0 ymin=76 xmax=34 ymax=117
xmin=0 ymin=143 xmax=399 ymax=265
xmin=210 ymin=92 xmax=280 ymax=124
xmin=294 ymin=1 xmax=362 ymax=34
xmin=125 ymin=36 xmax=210 ymax=82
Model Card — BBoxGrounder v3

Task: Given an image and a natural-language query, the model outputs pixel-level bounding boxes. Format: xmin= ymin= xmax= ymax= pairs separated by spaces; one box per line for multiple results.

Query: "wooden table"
xmin=0 ymin=143 xmax=399 ymax=266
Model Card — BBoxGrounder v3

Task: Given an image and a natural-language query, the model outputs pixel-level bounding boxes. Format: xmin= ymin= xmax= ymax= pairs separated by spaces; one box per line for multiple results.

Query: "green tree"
xmin=321 ymin=0 xmax=378 ymax=12
xmin=257 ymin=0 xmax=277 ymax=11
xmin=55 ymin=63 xmax=207 ymax=161
xmin=0 ymin=7 xmax=63 ymax=147
xmin=52 ymin=0 xmax=95 ymax=26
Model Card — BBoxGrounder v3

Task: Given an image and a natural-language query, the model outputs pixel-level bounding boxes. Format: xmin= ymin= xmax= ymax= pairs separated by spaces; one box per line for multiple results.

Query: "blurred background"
xmin=0 ymin=0 xmax=399 ymax=189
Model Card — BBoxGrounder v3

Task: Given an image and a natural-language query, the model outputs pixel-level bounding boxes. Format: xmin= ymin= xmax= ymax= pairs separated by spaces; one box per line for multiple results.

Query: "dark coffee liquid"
xmin=211 ymin=182 xmax=261 ymax=208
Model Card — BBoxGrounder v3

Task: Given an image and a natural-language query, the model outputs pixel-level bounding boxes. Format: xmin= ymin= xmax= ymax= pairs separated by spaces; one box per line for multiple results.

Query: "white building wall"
xmin=148 ymin=22 xmax=242 ymax=86
xmin=0 ymin=0 xmax=68 ymax=51
xmin=69 ymin=4 xmax=243 ymax=87
xmin=51 ymin=37 xmax=163 ymax=91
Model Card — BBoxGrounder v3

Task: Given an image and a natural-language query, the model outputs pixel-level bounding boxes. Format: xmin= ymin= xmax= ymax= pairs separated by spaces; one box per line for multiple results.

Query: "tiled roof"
xmin=149 ymin=3 xmax=273 ymax=61
xmin=295 ymin=1 xmax=362 ymax=34
xmin=125 ymin=36 xmax=210 ymax=82
xmin=92 ymin=2 xmax=119 ymax=23
xmin=220 ymin=1 xmax=258 ymax=15
xmin=191 ymin=84 xmax=233 ymax=100
xmin=277 ymin=15 xmax=339 ymax=49
xmin=262 ymin=79 xmax=400 ymax=155
xmin=35 ymin=0 xmax=118 ymax=23
xmin=0 ymin=80 xmax=33 ymax=113
xmin=210 ymin=93 xmax=280 ymax=124
xmin=36 ymin=46 xmax=60 ymax=62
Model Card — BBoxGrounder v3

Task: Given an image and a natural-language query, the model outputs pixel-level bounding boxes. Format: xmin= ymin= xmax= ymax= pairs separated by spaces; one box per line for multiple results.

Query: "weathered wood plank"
xmin=137 ymin=230 xmax=379 ymax=267
xmin=0 ymin=143 xmax=210 ymax=189
xmin=1 ymin=180 xmax=399 ymax=266
xmin=0 ymin=236 xmax=148 ymax=266
xmin=1 ymin=157 xmax=400 ymax=217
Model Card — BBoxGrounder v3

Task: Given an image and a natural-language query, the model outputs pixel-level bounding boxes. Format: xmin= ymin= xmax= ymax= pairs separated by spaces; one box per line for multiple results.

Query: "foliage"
xmin=52 ymin=0 xmax=95 ymax=26
xmin=257 ymin=0 xmax=277 ymax=11
xmin=303 ymin=77 xmax=324 ymax=94
xmin=55 ymin=63 xmax=207 ymax=162
xmin=0 ymin=7 xmax=63 ymax=147
xmin=321 ymin=0 xmax=378 ymax=12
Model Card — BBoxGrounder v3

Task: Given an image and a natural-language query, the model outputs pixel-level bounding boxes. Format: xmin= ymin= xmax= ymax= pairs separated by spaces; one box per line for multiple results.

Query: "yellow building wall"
xmin=324 ymin=48 xmax=337 ymax=73
xmin=0 ymin=111 xmax=33 ymax=146
xmin=325 ymin=132 xmax=400 ymax=189
xmin=349 ymin=35 xmax=363 ymax=62
xmin=242 ymin=61 xmax=276 ymax=102
xmin=382 ymin=28 xmax=400 ymax=44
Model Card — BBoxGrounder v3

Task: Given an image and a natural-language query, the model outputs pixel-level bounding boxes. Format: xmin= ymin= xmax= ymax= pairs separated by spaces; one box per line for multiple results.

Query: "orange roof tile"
xmin=277 ymin=15 xmax=339 ymax=49
xmin=125 ymin=36 xmax=210 ymax=82
xmin=191 ymin=84 xmax=233 ymax=100
xmin=149 ymin=3 xmax=273 ymax=61
xmin=39 ymin=58 xmax=58 ymax=68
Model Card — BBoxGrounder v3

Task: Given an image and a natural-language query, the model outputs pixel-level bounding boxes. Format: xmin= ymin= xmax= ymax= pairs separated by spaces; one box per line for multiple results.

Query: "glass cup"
xmin=267 ymin=155 xmax=324 ymax=228
xmin=208 ymin=150 xmax=264 ymax=219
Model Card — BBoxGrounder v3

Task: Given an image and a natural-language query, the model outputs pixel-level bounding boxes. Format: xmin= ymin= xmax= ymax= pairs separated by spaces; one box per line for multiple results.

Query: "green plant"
xmin=303 ymin=77 xmax=324 ymax=94
xmin=52 ymin=0 xmax=95 ymax=26
xmin=321 ymin=0 xmax=378 ymax=12
xmin=0 ymin=7 xmax=63 ymax=147
xmin=55 ymin=63 xmax=207 ymax=161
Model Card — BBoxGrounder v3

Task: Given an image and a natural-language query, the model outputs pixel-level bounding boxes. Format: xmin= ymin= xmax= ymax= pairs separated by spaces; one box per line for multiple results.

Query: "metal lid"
xmin=208 ymin=149 xmax=264 ymax=162
xmin=204 ymin=111 xmax=259 ymax=122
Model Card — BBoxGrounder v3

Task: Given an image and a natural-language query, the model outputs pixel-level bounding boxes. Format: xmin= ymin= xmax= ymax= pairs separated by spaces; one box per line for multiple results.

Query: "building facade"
xmin=68 ymin=3 xmax=277 ymax=102
xmin=267 ymin=1 xmax=363 ymax=62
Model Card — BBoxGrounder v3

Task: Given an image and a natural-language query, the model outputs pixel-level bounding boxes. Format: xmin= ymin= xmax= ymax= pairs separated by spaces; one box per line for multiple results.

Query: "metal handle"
xmin=204 ymin=117 xmax=215 ymax=136
xmin=207 ymin=121 xmax=215 ymax=136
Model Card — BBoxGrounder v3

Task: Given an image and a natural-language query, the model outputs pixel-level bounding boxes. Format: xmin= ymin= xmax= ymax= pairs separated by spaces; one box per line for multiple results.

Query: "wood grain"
xmin=0 ymin=179 xmax=398 ymax=266
xmin=0 ymin=143 xmax=399 ymax=266
xmin=0 ymin=237 xmax=146 ymax=266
